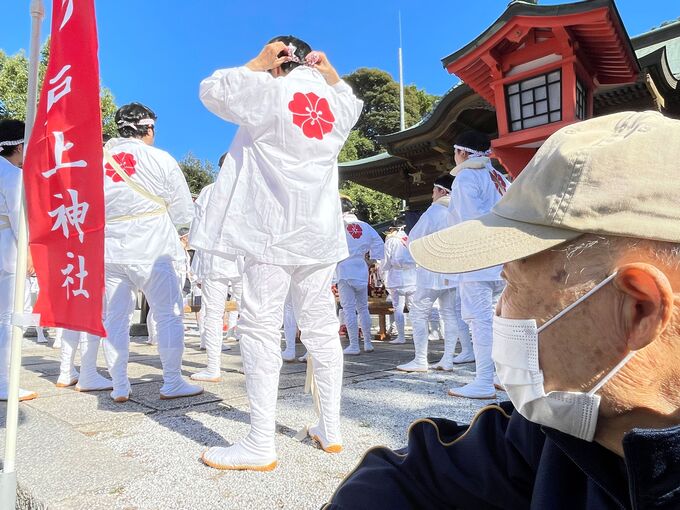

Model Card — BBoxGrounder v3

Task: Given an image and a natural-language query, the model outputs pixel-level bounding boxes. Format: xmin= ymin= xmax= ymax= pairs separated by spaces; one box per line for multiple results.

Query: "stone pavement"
xmin=2 ymin=322 xmax=507 ymax=510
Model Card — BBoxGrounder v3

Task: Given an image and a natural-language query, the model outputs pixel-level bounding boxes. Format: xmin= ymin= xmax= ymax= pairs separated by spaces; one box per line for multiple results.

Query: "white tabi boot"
xmin=396 ymin=313 xmax=429 ymax=372
xmin=52 ymin=327 xmax=63 ymax=349
xmin=0 ymin=343 xmax=37 ymax=401
xmin=343 ymin=335 xmax=360 ymax=356
xmin=306 ymin=354 xmax=343 ymax=453
xmin=191 ymin=324 xmax=223 ymax=383
xmin=448 ymin=340 xmax=496 ymax=399
xmin=281 ymin=311 xmax=297 ymax=362
xmin=56 ymin=331 xmax=79 ymax=387
xmin=75 ymin=334 xmax=113 ymax=391
xmin=36 ymin=328 xmax=48 ymax=344
xmin=159 ymin=342 xmax=203 ymax=399
xmin=102 ymin=336 xmax=132 ymax=402
xmin=202 ymin=371 xmax=278 ymax=471
xmin=452 ymin=322 xmax=474 ymax=364
xmin=431 ymin=331 xmax=456 ymax=372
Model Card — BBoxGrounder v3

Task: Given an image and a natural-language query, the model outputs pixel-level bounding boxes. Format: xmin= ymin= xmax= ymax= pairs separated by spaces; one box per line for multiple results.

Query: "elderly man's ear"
xmin=614 ymin=263 xmax=674 ymax=351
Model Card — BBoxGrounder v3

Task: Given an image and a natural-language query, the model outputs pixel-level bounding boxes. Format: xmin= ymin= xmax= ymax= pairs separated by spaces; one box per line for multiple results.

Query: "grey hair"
xmin=551 ymin=234 xmax=680 ymax=286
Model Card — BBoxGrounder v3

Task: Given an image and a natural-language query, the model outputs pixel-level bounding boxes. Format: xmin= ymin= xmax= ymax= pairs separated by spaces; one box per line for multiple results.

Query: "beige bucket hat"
xmin=410 ymin=111 xmax=680 ymax=274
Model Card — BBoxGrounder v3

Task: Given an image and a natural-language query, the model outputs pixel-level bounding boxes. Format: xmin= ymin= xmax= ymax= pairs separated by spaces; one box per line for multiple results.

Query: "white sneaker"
xmin=343 ymin=345 xmax=360 ymax=356
xmin=396 ymin=360 xmax=428 ymax=372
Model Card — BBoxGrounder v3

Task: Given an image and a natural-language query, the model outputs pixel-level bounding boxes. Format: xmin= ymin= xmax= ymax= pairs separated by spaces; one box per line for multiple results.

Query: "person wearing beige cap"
xmin=325 ymin=111 xmax=680 ymax=509
xmin=446 ymin=131 xmax=510 ymax=399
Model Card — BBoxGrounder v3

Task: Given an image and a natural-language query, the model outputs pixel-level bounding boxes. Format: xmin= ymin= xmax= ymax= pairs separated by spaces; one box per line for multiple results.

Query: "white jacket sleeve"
xmin=408 ymin=212 xmax=432 ymax=243
xmin=5 ymin=171 xmax=21 ymax=241
xmin=199 ymin=67 xmax=277 ymax=129
xmin=381 ymin=237 xmax=395 ymax=273
xmin=368 ymin=227 xmax=385 ymax=261
xmin=162 ymin=158 xmax=194 ymax=227
xmin=331 ymin=80 xmax=364 ymax=136
xmin=450 ymin=170 xmax=485 ymax=224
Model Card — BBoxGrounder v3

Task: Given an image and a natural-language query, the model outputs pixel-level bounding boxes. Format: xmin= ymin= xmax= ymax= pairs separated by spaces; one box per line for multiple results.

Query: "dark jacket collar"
xmin=544 ymin=424 xmax=680 ymax=509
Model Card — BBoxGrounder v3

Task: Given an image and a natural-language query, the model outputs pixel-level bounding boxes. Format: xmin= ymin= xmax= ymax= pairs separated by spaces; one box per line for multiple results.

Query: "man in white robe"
xmin=190 ymin=183 xmax=243 ymax=381
xmin=191 ymin=37 xmax=362 ymax=470
xmin=0 ymin=120 xmax=37 ymax=401
xmin=380 ymin=226 xmax=416 ymax=345
xmin=336 ymin=197 xmax=385 ymax=355
xmin=398 ymin=175 xmax=472 ymax=372
xmin=102 ymin=103 xmax=202 ymax=402
xmin=446 ymin=131 xmax=510 ymax=398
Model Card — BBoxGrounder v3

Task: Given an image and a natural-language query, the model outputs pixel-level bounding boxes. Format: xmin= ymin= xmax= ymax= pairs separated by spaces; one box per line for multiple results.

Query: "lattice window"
xmin=506 ymin=70 xmax=562 ymax=131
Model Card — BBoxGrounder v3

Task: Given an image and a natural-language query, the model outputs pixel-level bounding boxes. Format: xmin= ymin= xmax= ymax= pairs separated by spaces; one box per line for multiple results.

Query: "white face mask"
xmin=492 ymin=272 xmax=636 ymax=441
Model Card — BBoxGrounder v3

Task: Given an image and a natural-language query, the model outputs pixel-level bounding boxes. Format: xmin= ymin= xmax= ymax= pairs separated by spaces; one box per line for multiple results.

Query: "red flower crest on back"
xmin=105 ymin=152 xmax=137 ymax=182
xmin=347 ymin=223 xmax=363 ymax=239
xmin=288 ymin=92 xmax=335 ymax=140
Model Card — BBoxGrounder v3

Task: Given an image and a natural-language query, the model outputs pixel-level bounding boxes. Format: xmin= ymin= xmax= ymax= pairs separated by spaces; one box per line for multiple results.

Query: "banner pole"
xmin=0 ymin=1 xmax=44 ymax=508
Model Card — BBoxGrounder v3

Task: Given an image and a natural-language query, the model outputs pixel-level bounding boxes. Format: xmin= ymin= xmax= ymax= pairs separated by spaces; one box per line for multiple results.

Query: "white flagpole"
xmin=0 ymin=0 xmax=44 ymax=507
xmin=398 ymin=10 xmax=405 ymax=132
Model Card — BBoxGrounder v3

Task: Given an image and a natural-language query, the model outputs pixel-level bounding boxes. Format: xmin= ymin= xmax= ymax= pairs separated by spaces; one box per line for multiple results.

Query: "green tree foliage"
xmin=178 ymin=152 xmax=215 ymax=195
xmin=339 ymin=180 xmax=402 ymax=225
xmin=0 ymin=43 xmax=117 ymax=136
xmin=336 ymin=68 xmax=437 ymax=224
xmin=342 ymin=68 xmax=438 ymax=159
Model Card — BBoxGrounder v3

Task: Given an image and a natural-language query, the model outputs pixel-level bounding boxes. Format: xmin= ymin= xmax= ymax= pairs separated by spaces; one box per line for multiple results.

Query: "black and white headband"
xmin=433 ymin=184 xmax=451 ymax=194
xmin=454 ymin=144 xmax=491 ymax=158
xmin=0 ymin=138 xmax=24 ymax=153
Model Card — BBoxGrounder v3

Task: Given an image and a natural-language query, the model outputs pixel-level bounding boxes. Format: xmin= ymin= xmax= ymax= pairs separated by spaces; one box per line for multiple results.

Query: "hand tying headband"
xmin=285 ymin=44 xmax=320 ymax=66
xmin=0 ymin=138 xmax=24 ymax=153
xmin=453 ymin=144 xmax=491 ymax=158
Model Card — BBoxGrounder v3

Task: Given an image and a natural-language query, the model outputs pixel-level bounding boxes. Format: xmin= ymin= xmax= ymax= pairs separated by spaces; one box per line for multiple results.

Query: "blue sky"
xmin=3 ymin=0 xmax=678 ymax=167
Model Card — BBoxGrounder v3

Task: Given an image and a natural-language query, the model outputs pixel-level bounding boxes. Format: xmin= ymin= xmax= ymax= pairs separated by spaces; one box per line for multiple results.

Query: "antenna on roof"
xmin=398 ymin=10 xmax=405 ymax=131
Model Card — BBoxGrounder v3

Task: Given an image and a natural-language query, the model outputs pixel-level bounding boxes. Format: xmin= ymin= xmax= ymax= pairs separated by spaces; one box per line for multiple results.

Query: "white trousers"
xmin=199 ymin=277 xmax=230 ymax=374
xmin=337 ymin=279 xmax=371 ymax=347
xmin=238 ymin=259 xmax=343 ymax=449
xmin=226 ymin=276 xmax=242 ymax=331
xmin=103 ymin=261 xmax=185 ymax=394
xmin=387 ymin=286 xmax=415 ymax=343
xmin=459 ymin=280 xmax=505 ymax=384
xmin=409 ymin=287 xmax=458 ymax=363
xmin=283 ymin=292 xmax=298 ymax=353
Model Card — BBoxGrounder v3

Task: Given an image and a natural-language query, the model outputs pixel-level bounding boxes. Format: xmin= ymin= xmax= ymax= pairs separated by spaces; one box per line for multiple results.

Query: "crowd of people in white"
xmin=0 ymin=36 xmax=510 ymax=471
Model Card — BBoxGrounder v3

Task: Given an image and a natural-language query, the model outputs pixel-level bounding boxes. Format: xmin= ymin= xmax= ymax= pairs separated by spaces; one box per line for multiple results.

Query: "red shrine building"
xmin=340 ymin=0 xmax=680 ymax=212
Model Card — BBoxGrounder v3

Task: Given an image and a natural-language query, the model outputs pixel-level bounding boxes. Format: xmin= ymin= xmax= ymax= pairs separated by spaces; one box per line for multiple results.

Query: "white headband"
xmin=116 ymin=118 xmax=155 ymax=130
xmin=0 ymin=139 xmax=23 ymax=153
xmin=433 ymin=184 xmax=450 ymax=194
xmin=454 ymin=144 xmax=491 ymax=158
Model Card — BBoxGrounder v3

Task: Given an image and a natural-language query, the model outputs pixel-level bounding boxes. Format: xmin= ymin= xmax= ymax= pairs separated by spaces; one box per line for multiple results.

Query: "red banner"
xmin=22 ymin=0 xmax=106 ymax=336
